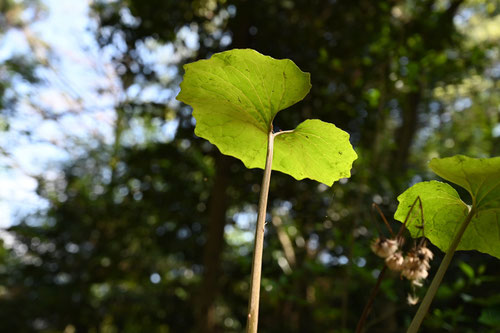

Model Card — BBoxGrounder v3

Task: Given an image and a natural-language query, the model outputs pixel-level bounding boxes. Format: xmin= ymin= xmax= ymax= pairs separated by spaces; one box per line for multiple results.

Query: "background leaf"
xmin=394 ymin=181 xmax=469 ymax=252
xmin=177 ymin=49 xmax=356 ymax=185
xmin=429 ymin=155 xmax=500 ymax=211
xmin=394 ymin=156 xmax=500 ymax=259
xmin=479 ymin=307 xmax=500 ymax=327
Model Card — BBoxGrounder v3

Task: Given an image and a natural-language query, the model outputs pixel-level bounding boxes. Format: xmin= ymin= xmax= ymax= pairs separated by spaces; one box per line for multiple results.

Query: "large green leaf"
xmin=394 ymin=156 xmax=500 ymax=259
xmin=177 ymin=49 xmax=357 ymax=185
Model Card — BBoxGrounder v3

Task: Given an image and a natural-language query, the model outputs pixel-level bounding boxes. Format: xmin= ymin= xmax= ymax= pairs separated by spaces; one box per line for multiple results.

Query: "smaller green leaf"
xmin=273 ymin=119 xmax=358 ymax=185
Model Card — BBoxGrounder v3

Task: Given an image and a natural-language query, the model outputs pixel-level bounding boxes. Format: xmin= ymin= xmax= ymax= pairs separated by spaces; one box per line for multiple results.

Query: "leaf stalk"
xmin=246 ymin=129 xmax=275 ymax=333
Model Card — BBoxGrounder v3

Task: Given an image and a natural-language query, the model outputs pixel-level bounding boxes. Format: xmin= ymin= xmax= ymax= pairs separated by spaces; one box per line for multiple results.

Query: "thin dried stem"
xmin=357 ymin=196 xmax=424 ymax=333
xmin=396 ymin=196 xmax=422 ymax=239
xmin=355 ymin=266 xmax=388 ymax=333
xmin=372 ymin=203 xmax=395 ymax=238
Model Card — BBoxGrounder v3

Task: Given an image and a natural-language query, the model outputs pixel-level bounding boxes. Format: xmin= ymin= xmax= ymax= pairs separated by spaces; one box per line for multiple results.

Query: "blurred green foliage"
xmin=0 ymin=0 xmax=499 ymax=332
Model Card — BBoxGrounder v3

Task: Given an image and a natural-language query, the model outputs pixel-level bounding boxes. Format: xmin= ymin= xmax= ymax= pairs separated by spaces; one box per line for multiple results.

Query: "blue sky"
xmin=0 ymin=0 xmax=193 ymax=229
xmin=0 ymin=0 xmax=117 ymax=228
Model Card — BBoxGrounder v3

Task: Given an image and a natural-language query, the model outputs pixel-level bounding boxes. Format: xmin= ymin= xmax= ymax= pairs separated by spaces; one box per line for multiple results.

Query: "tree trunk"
xmin=195 ymin=3 xmax=252 ymax=330
xmin=197 ymin=154 xmax=231 ymax=333
xmin=392 ymin=90 xmax=421 ymax=174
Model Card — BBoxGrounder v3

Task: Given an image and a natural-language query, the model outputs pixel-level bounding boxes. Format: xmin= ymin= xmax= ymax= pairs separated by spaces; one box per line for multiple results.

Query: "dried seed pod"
xmin=385 ymin=251 xmax=404 ymax=271
xmin=371 ymin=238 xmax=398 ymax=258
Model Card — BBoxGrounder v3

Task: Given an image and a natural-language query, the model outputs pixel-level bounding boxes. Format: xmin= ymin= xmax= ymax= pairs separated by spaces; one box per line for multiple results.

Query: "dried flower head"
xmin=403 ymin=252 xmax=420 ymax=270
xmin=407 ymin=293 xmax=419 ymax=305
xmin=417 ymin=246 xmax=433 ymax=261
xmin=402 ymin=247 xmax=432 ymax=287
xmin=402 ymin=266 xmax=428 ymax=281
xmin=411 ymin=277 xmax=426 ymax=287
xmin=385 ymin=251 xmax=404 ymax=271
xmin=405 ymin=249 xmax=431 ymax=270
xmin=371 ymin=238 xmax=398 ymax=258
